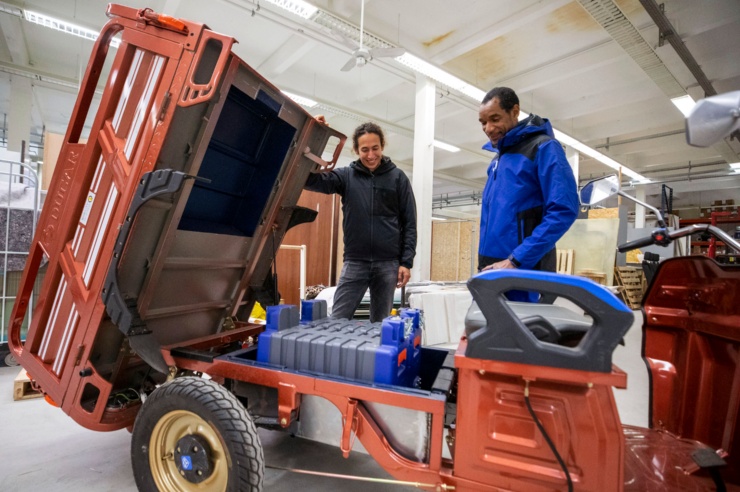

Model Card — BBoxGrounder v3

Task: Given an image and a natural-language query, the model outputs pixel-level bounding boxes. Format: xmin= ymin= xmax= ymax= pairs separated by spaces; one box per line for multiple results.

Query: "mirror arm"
xmin=617 ymin=190 xmax=667 ymax=228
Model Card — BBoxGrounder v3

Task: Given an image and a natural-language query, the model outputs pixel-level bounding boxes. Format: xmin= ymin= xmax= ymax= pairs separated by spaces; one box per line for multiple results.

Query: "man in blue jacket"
xmin=477 ymin=87 xmax=578 ymax=298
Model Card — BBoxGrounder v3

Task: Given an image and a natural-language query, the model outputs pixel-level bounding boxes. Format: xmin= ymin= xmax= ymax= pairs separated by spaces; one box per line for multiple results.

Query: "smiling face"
xmin=356 ymin=132 xmax=384 ymax=171
xmin=479 ymin=97 xmax=520 ymax=146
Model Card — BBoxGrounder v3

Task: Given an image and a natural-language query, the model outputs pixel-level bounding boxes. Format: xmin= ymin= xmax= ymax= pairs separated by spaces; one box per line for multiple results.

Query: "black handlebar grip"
xmin=617 ymin=235 xmax=656 ymax=253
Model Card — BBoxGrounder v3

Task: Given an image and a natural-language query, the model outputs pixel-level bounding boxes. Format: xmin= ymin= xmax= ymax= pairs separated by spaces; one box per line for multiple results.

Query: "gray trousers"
xmin=332 ymin=260 xmax=398 ymax=322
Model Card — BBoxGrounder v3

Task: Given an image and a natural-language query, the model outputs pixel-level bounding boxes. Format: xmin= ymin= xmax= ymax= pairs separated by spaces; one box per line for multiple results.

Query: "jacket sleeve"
xmin=304 ymin=167 xmax=346 ymax=195
xmin=398 ymin=173 xmax=417 ymax=269
xmin=511 ymin=140 xmax=579 ymax=269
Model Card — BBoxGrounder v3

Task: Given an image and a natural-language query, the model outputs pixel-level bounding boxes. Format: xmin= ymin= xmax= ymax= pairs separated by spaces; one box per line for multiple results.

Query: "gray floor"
xmin=0 ymin=311 xmax=647 ymax=491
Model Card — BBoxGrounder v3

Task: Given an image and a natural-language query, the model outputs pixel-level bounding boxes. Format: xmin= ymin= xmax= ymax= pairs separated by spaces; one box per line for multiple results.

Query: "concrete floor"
xmin=0 ymin=311 xmax=647 ymax=491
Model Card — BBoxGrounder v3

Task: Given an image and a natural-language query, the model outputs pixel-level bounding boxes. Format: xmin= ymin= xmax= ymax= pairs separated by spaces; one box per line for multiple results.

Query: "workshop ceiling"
xmin=0 ymin=0 xmax=738 ymax=210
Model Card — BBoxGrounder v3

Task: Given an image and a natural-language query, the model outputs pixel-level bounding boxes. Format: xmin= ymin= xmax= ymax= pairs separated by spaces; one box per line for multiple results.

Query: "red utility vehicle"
xmin=8 ymin=5 xmax=739 ymax=491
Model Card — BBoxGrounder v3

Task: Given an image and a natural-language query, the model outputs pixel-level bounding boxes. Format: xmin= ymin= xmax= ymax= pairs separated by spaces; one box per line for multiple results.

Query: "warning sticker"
xmin=80 ymin=192 xmax=95 ymax=226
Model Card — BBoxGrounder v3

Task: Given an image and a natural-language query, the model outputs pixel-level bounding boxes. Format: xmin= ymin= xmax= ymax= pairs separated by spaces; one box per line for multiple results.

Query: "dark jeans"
xmin=332 ymin=260 xmax=398 ymax=322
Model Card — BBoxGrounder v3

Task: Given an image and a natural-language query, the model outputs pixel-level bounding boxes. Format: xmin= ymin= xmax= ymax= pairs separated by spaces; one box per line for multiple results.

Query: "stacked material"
xmin=257 ymin=300 xmax=422 ymax=387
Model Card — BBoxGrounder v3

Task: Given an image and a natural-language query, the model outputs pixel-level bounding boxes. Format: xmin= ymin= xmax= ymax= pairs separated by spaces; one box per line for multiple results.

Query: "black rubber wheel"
xmin=3 ymin=351 xmax=18 ymax=367
xmin=131 ymin=377 xmax=264 ymax=492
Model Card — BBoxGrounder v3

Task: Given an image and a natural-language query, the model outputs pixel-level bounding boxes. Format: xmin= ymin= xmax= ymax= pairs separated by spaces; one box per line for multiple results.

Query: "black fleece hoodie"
xmin=305 ymin=156 xmax=417 ymax=268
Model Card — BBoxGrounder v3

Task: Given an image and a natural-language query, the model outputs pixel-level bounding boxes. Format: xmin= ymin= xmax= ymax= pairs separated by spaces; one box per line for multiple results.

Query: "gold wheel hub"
xmin=150 ymin=410 xmax=229 ymax=492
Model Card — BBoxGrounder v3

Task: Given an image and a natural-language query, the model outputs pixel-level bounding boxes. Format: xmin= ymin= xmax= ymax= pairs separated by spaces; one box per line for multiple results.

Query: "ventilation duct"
xmin=577 ymin=0 xmax=684 ymax=98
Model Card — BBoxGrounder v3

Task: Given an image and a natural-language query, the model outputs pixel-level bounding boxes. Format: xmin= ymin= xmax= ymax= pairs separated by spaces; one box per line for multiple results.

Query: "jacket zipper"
xmin=370 ymin=173 xmax=375 ymax=262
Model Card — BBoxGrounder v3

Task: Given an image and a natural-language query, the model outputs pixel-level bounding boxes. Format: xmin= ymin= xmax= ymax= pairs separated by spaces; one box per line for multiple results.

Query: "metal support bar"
xmin=341 ymin=398 xmax=359 ymax=458
xmin=640 ymin=0 xmax=717 ymax=97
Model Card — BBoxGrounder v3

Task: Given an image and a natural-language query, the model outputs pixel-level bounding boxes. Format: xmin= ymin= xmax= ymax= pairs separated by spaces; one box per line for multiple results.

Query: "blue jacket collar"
xmin=481 ymin=114 xmax=553 ymax=154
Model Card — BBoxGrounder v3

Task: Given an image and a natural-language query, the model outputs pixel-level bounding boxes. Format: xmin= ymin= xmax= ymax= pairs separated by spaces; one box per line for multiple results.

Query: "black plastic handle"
xmin=617 ymin=235 xmax=656 ymax=253
xmin=465 ymin=270 xmax=633 ymax=373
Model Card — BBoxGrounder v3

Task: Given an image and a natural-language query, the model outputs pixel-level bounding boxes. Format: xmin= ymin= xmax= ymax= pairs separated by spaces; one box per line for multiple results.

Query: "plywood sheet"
xmin=588 ymin=207 xmax=619 ymax=219
xmin=431 ymin=222 xmax=461 ymax=281
xmin=431 ymin=220 xmax=478 ymax=281
xmin=458 ymin=221 xmax=475 ymax=280
xmin=557 ymin=218 xmax=620 ymax=286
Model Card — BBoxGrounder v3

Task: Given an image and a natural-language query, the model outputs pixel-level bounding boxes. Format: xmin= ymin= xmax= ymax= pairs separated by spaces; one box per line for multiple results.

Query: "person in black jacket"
xmin=305 ymin=122 xmax=417 ymax=322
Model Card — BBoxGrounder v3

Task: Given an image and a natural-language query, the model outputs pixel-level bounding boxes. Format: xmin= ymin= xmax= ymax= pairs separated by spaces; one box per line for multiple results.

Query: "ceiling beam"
xmin=429 ymin=0 xmax=571 ymax=65
xmin=0 ymin=11 xmax=29 ymax=66
xmin=257 ymin=34 xmax=317 ymax=77
xmin=0 ymin=60 xmax=81 ymax=91
xmin=497 ymin=41 xmax=624 ymax=95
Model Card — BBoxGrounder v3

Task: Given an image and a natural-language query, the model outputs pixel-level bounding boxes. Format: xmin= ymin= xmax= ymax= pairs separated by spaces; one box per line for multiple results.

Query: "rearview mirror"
xmin=579 ymin=174 xmax=619 ymax=206
xmin=686 ymin=90 xmax=740 ymax=147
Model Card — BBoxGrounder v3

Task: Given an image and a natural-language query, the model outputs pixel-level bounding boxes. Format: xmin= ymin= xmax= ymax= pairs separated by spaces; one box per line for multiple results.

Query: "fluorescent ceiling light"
xmin=431 ymin=216 xmax=447 ymax=221
xmin=262 ymin=0 xmax=318 ymax=19
xmin=269 ymin=2 xmax=647 ymax=182
xmin=554 ymin=129 xmax=650 ymax=183
xmin=671 ymin=94 xmax=696 ymax=116
xmin=395 ymin=53 xmax=485 ymax=102
xmin=433 ymin=140 xmax=460 ymax=153
xmin=24 ymin=10 xmax=120 ymax=48
xmin=730 ymin=162 xmax=740 ymax=173
xmin=282 ymin=91 xmax=318 ymax=108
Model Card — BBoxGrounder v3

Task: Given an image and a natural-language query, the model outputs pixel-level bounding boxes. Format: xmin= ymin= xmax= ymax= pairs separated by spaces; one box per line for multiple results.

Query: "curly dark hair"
xmin=481 ymin=87 xmax=519 ymax=111
xmin=352 ymin=122 xmax=385 ymax=153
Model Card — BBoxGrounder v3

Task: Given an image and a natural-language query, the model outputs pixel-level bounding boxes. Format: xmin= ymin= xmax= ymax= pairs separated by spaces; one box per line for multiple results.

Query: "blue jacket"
xmin=479 ymin=114 xmax=578 ymax=270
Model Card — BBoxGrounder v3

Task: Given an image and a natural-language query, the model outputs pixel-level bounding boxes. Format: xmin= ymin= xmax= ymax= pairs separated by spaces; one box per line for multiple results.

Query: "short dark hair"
xmin=352 ymin=122 xmax=385 ymax=152
xmin=481 ymin=87 xmax=519 ymax=111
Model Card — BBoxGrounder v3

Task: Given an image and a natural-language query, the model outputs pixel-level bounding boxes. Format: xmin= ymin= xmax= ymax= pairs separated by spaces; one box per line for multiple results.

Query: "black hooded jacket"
xmin=305 ymin=156 xmax=417 ymax=268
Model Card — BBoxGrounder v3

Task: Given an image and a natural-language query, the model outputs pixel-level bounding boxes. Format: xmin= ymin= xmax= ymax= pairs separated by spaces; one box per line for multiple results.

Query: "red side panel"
xmin=8 ymin=5 xmax=344 ymax=433
xmin=454 ymin=343 xmax=626 ymax=492
xmin=643 ymin=257 xmax=740 ymax=484
xmin=7 ymin=6 xmax=216 ymax=429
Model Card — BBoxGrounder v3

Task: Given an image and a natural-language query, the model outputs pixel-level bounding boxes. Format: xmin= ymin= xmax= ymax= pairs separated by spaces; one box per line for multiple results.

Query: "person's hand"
xmin=397 ymin=266 xmax=411 ymax=287
xmin=315 ymin=114 xmax=328 ymax=126
xmin=481 ymin=259 xmax=516 ymax=271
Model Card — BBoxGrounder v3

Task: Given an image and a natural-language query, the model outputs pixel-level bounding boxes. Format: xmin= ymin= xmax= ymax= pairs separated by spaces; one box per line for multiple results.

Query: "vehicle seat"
xmin=464 ymin=300 xmax=591 ymax=346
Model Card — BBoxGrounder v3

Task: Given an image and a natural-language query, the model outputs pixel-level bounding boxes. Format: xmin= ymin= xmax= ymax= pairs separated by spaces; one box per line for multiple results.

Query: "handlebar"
xmin=618 ymin=224 xmax=740 ymax=253
xmin=618 ymin=235 xmax=658 ymax=253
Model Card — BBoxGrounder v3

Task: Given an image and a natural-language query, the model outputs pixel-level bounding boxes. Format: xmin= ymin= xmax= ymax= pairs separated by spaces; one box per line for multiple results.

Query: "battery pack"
xmin=257 ymin=300 xmax=422 ymax=387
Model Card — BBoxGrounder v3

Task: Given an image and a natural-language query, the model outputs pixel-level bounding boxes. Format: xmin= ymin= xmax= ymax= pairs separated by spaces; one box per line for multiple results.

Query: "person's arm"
xmin=510 ymin=140 xmax=579 ymax=269
xmin=304 ymin=167 xmax=346 ymax=195
xmin=397 ymin=174 xmax=417 ymax=287
xmin=481 ymin=258 xmax=517 ymax=271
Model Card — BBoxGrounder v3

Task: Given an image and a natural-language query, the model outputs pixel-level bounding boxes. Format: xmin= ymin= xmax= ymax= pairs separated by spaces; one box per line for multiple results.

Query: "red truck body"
xmin=8 ymin=5 xmax=737 ymax=491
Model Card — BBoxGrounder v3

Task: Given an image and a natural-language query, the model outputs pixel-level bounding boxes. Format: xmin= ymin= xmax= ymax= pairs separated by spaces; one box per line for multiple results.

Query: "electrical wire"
xmin=523 ymin=380 xmax=573 ymax=492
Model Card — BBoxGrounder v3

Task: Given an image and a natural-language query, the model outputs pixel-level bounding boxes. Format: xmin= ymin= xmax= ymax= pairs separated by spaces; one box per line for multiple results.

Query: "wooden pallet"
xmin=13 ymin=369 xmax=42 ymax=401
xmin=614 ymin=266 xmax=644 ymax=309
xmin=576 ymin=269 xmax=606 ymax=285
xmin=557 ymin=249 xmax=575 ymax=274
